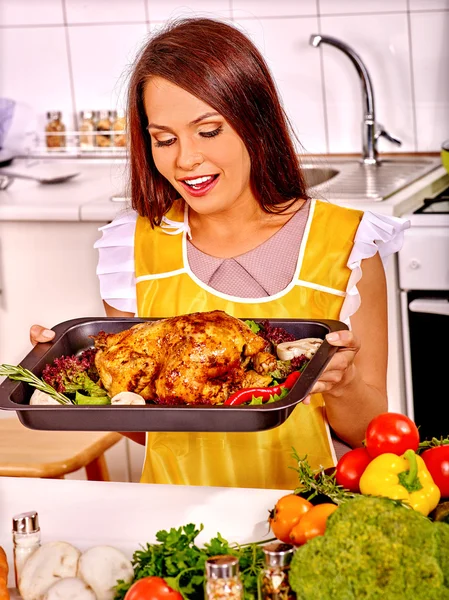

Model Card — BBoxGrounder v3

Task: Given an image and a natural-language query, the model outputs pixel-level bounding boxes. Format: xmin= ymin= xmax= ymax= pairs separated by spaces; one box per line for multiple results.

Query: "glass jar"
xmin=12 ymin=511 xmax=41 ymax=587
xmin=79 ymin=110 xmax=96 ymax=149
xmin=112 ymin=109 xmax=127 ymax=147
xmin=96 ymin=110 xmax=112 ymax=147
xmin=258 ymin=542 xmax=295 ymax=600
xmin=205 ymin=555 xmax=243 ymax=600
xmin=45 ymin=111 xmax=66 ymax=149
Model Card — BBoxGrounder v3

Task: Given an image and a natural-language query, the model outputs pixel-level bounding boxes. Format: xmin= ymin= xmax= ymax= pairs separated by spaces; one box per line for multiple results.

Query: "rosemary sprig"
xmin=418 ymin=436 xmax=449 ymax=452
xmin=0 ymin=364 xmax=73 ymax=405
xmin=291 ymin=448 xmax=357 ymax=505
xmin=291 ymin=449 xmax=412 ymax=511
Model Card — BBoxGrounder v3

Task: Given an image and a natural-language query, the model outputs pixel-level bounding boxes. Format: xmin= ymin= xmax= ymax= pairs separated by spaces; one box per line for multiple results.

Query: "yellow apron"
xmin=135 ymin=199 xmax=363 ymax=489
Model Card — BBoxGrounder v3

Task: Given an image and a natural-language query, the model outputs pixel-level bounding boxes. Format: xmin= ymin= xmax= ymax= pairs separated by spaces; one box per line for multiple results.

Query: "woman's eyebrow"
xmin=147 ymin=112 xmax=220 ymax=131
xmin=189 ymin=111 xmax=220 ymax=125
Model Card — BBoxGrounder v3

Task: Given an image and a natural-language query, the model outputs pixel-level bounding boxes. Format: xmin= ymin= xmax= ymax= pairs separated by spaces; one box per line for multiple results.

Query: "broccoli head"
xmin=289 ymin=496 xmax=449 ymax=600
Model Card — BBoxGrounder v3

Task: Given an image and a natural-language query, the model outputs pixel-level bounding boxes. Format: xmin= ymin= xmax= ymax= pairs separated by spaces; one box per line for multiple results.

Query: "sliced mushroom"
xmin=43 ymin=578 xmax=96 ymax=600
xmin=77 ymin=546 xmax=133 ymax=600
xmin=276 ymin=338 xmax=323 ymax=362
xmin=29 ymin=390 xmax=61 ymax=405
xmin=110 ymin=391 xmax=146 ymax=405
xmin=19 ymin=541 xmax=80 ymax=600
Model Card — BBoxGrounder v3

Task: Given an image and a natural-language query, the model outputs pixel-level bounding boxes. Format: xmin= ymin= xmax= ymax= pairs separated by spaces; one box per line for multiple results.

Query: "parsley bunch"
xmin=114 ymin=524 xmax=267 ymax=600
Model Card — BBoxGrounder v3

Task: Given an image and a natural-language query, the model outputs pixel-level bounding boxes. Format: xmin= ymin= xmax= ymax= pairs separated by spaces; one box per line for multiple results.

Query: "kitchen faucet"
xmin=309 ymin=34 xmax=401 ymax=165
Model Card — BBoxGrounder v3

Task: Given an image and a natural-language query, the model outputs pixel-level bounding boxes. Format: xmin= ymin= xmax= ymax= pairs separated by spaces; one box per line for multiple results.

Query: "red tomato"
xmin=421 ymin=445 xmax=449 ymax=499
xmin=125 ymin=577 xmax=183 ymax=600
xmin=335 ymin=447 xmax=372 ymax=492
xmin=365 ymin=412 xmax=420 ymax=458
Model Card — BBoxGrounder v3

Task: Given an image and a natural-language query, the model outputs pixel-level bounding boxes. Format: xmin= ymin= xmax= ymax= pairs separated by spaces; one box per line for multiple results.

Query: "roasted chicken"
xmin=93 ymin=310 xmax=274 ymax=405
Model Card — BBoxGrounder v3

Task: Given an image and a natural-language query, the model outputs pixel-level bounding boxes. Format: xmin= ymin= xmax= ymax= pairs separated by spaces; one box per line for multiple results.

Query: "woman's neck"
xmin=187 ymin=197 xmax=304 ymax=259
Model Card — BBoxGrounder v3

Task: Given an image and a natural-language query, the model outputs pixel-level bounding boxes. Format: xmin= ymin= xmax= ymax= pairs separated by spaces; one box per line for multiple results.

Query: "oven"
xmin=398 ymin=185 xmax=449 ymax=440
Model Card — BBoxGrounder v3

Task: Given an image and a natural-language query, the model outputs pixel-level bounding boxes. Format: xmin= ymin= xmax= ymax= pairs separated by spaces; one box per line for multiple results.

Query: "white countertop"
xmin=0 ymin=156 xmax=447 ymax=223
xmin=0 ymin=159 xmax=129 ymax=223
xmin=0 ymin=476 xmax=285 ymax=593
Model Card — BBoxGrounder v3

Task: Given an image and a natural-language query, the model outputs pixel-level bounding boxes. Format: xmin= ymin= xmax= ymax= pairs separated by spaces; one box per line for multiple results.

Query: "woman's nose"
xmin=176 ymin=139 xmax=204 ymax=171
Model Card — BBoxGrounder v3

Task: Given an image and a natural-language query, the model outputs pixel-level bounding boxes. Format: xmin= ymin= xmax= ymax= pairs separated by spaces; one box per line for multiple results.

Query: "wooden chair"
xmin=0 ymin=418 xmax=122 ymax=480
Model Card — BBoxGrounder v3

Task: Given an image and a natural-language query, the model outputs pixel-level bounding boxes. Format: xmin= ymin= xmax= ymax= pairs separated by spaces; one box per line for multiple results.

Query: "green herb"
xmin=418 ymin=436 xmax=449 ymax=452
xmin=292 ymin=449 xmax=357 ymax=505
xmin=244 ymin=319 xmax=261 ymax=334
xmin=114 ymin=524 xmax=271 ymax=600
xmin=0 ymin=364 xmax=73 ymax=405
xmin=292 ymin=450 xmax=411 ymax=510
xmin=248 ymin=387 xmax=290 ymax=406
xmin=75 ymin=391 xmax=110 ymax=405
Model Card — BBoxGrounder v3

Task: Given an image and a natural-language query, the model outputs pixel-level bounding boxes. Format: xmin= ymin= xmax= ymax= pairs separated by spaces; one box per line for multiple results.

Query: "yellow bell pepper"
xmin=359 ymin=449 xmax=440 ymax=516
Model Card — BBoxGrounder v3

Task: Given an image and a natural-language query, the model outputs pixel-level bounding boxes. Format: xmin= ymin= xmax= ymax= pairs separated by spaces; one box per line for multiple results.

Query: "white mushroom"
xmin=43 ymin=578 xmax=96 ymax=600
xmin=19 ymin=541 xmax=81 ymax=600
xmin=29 ymin=389 xmax=61 ymax=405
xmin=276 ymin=338 xmax=323 ymax=362
xmin=77 ymin=546 xmax=133 ymax=600
xmin=110 ymin=391 xmax=146 ymax=405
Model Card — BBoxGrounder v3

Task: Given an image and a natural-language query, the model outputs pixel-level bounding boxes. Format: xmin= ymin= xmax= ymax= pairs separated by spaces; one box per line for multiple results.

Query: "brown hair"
xmin=127 ymin=18 xmax=308 ymax=225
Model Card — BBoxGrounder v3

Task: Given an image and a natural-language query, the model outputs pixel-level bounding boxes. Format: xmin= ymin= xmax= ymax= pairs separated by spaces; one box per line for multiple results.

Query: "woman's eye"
xmin=154 ymin=137 xmax=176 ymax=148
xmin=200 ymin=126 xmax=223 ymax=139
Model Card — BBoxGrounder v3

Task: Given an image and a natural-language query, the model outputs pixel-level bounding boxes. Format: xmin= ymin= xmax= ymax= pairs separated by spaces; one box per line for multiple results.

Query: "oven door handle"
xmin=409 ymin=298 xmax=449 ymax=317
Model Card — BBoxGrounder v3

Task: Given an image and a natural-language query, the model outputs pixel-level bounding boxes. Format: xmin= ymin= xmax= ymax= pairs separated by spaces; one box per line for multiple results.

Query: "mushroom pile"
xmin=18 ymin=542 xmax=133 ymax=600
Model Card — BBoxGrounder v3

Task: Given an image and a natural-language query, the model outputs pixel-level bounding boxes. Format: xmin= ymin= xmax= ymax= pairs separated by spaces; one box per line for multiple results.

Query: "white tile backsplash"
xmin=232 ymin=0 xmax=316 ymax=19
xmin=319 ymin=0 xmax=407 ymax=14
xmin=409 ymin=0 xmax=449 ymax=9
xmin=0 ymin=0 xmax=446 ymax=153
xmin=0 ymin=0 xmax=64 ymax=26
xmin=65 ymin=0 xmax=147 ymax=24
xmin=410 ymin=11 xmax=449 ymax=150
xmin=146 ymin=0 xmax=232 ymax=22
xmin=68 ymin=23 xmax=149 ymax=113
xmin=0 ymin=26 xmax=73 ymax=129
xmin=320 ymin=13 xmax=415 ymax=153
xmin=234 ymin=17 xmax=326 ymax=153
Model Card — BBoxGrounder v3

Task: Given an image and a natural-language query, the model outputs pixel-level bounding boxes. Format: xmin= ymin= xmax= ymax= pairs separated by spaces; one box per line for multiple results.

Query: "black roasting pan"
xmin=0 ymin=317 xmax=347 ymax=432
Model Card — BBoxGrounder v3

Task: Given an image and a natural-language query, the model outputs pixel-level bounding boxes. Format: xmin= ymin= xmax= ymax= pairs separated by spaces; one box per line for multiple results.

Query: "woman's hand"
xmin=302 ymin=329 xmax=360 ymax=405
xmin=29 ymin=324 xmax=55 ymax=346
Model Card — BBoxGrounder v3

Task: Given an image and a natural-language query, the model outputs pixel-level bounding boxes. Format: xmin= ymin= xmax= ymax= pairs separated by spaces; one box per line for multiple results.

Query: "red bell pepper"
xmin=224 ymin=370 xmax=301 ymax=406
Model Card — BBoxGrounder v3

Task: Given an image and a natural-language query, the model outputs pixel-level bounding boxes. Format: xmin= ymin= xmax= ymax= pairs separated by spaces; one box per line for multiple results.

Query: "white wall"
xmin=0 ymin=0 xmax=448 ymax=155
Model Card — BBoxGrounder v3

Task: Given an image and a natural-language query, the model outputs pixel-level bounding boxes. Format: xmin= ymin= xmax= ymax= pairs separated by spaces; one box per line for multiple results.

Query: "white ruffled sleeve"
xmin=340 ymin=211 xmax=410 ymax=323
xmin=93 ymin=209 xmax=138 ymax=314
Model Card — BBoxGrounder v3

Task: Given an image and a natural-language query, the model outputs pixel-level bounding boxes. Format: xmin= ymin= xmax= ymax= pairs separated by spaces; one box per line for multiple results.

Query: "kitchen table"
xmin=0 ymin=476 xmax=287 ymax=595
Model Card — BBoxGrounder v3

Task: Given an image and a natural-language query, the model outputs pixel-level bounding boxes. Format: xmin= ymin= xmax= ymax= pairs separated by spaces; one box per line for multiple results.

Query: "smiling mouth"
xmin=180 ymin=174 xmax=219 ymax=190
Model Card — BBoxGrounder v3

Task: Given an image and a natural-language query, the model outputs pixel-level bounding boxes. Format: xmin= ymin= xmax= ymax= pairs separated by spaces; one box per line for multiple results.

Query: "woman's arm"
xmin=103 ymin=301 xmax=146 ymax=446
xmin=312 ymin=252 xmax=389 ymax=448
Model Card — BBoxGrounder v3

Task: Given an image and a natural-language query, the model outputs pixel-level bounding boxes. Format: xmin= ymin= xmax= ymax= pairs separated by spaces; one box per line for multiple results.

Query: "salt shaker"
xmin=205 ymin=555 xmax=243 ymax=600
xmin=258 ymin=542 xmax=295 ymax=600
xmin=12 ymin=511 xmax=41 ymax=587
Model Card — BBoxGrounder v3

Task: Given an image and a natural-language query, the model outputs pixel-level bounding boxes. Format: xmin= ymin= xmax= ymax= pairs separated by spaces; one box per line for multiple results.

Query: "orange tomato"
xmin=268 ymin=494 xmax=313 ymax=543
xmin=289 ymin=503 xmax=338 ymax=546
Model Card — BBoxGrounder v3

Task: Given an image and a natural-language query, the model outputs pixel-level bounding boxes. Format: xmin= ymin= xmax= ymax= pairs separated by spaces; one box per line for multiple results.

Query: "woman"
xmin=31 ymin=18 xmax=408 ymax=489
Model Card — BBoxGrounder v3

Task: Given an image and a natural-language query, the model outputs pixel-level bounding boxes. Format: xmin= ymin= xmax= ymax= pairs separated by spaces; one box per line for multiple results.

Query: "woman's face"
xmin=144 ymin=77 xmax=254 ymax=216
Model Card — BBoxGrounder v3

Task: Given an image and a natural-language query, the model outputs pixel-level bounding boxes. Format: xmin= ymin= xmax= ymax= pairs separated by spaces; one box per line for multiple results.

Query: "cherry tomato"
xmin=335 ymin=447 xmax=372 ymax=492
xmin=268 ymin=493 xmax=313 ymax=543
xmin=125 ymin=576 xmax=183 ymax=600
xmin=365 ymin=412 xmax=420 ymax=458
xmin=289 ymin=503 xmax=338 ymax=546
xmin=421 ymin=445 xmax=449 ymax=499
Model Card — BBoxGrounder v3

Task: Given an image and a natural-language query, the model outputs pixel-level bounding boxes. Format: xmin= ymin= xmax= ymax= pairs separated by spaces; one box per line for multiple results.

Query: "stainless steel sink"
xmin=302 ymin=164 xmax=339 ymax=188
xmin=303 ymin=157 xmax=441 ymax=201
